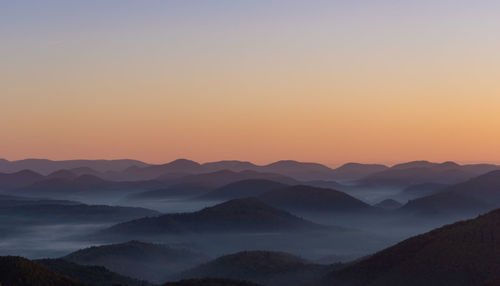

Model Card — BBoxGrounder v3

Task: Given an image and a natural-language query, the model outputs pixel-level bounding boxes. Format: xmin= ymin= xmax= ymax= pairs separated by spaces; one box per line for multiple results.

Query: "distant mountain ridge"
xmin=0 ymin=159 xmax=149 ymax=175
xmin=1 ymin=158 xmax=392 ymax=182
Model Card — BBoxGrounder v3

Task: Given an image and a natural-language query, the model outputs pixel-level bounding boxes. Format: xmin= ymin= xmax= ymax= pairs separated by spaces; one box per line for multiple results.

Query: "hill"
xmin=330 ymin=163 xmax=388 ymax=181
xmin=373 ymin=199 xmax=402 ymax=210
xmin=36 ymin=258 xmax=148 ymax=286
xmin=400 ymin=182 xmax=448 ymax=199
xmin=63 ymin=241 xmax=209 ymax=283
xmin=0 ymin=159 xmax=149 ymax=175
xmin=0 ymin=170 xmax=44 ymax=190
xmin=258 ymin=185 xmax=373 ymax=213
xmin=128 ymin=183 xmax=212 ymax=200
xmin=97 ymin=198 xmax=325 ymax=238
xmin=445 ymin=170 xmax=500 ymax=202
xmin=0 ymin=203 xmax=159 ymax=224
xmin=158 ymin=170 xmax=298 ymax=189
xmin=0 ymin=256 xmax=83 ymax=286
xmin=12 ymin=174 xmax=165 ymax=199
xmin=360 ymin=161 xmax=500 ymax=188
xmin=400 ymin=170 xmax=500 ymax=216
xmin=174 ymin=251 xmax=336 ymax=286
xmin=258 ymin=160 xmax=334 ymax=181
xmin=317 ymin=207 xmax=500 ymax=286
xmin=200 ymin=179 xmax=288 ymax=200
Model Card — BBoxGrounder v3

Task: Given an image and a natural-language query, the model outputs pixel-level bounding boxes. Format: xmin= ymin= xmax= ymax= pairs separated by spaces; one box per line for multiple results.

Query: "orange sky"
xmin=1 ymin=1 xmax=500 ymax=166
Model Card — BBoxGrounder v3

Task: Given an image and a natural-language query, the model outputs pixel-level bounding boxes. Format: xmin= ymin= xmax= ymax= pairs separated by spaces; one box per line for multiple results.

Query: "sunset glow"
xmin=2 ymin=0 xmax=500 ymax=165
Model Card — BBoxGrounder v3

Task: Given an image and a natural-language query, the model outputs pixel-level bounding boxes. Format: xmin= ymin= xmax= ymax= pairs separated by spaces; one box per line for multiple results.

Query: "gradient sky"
xmin=1 ymin=0 xmax=500 ymax=166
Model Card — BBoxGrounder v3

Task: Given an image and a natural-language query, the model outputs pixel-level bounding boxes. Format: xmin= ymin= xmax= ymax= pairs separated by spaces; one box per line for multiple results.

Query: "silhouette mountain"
xmin=361 ymin=161 xmax=499 ymax=187
xmin=258 ymin=160 xmax=334 ymax=181
xmin=201 ymin=161 xmax=258 ymax=172
xmin=258 ymin=185 xmax=373 ymax=213
xmin=98 ymin=198 xmax=325 ymax=237
xmin=46 ymin=170 xmax=79 ymax=180
xmin=401 ymin=170 xmax=500 ymax=216
xmin=445 ymin=170 xmax=500 ymax=202
xmin=0 ymin=256 xmax=83 ymax=286
xmin=158 ymin=170 xmax=298 ymax=188
xmin=374 ymin=199 xmax=402 ymax=210
xmin=401 ymin=182 xmax=448 ymax=199
xmin=174 ymin=250 xmax=337 ymax=286
xmin=0 ymin=170 xmax=44 ymax=190
xmin=63 ymin=241 xmax=209 ymax=283
xmin=200 ymin=179 xmax=288 ymax=200
xmin=36 ymin=258 xmax=148 ymax=286
xmin=0 ymin=159 xmax=149 ymax=175
xmin=330 ymin=163 xmax=388 ymax=181
xmin=0 ymin=202 xmax=159 ymax=223
xmin=120 ymin=159 xmax=202 ymax=180
xmin=12 ymin=174 xmax=165 ymax=198
xmin=317 ymin=207 xmax=500 ymax=286
xmin=128 ymin=183 xmax=212 ymax=200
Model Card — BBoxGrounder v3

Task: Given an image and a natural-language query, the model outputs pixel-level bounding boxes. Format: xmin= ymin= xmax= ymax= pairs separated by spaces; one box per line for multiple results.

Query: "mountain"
xmin=258 ymin=160 xmax=334 ymax=181
xmin=0 ymin=159 xmax=149 ymax=175
xmin=36 ymin=258 xmax=148 ymax=286
xmin=401 ymin=192 xmax=490 ymax=216
xmin=69 ymin=167 xmax=104 ymax=177
xmin=0 ymin=256 xmax=83 ymax=286
xmin=129 ymin=171 xmax=297 ymax=200
xmin=12 ymin=174 xmax=165 ymax=199
xmin=128 ymin=183 xmax=213 ymax=200
xmin=46 ymin=170 xmax=79 ymax=180
xmin=0 ymin=203 xmax=159 ymax=223
xmin=374 ymin=199 xmax=402 ymax=210
xmin=361 ymin=161 xmax=473 ymax=187
xmin=63 ymin=241 xmax=209 ymax=283
xmin=444 ymin=170 xmax=500 ymax=202
xmin=400 ymin=170 xmax=500 ymax=216
xmin=162 ymin=278 xmax=263 ymax=286
xmin=400 ymin=182 xmax=448 ymax=199
xmin=119 ymin=159 xmax=202 ymax=181
xmin=201 ymin=161 xmax=258 ymax=172
xmin=174 ymin=251 xmax=336 ymax=286
xmin=317 ymin=207 xmax=500 ymax=286
xmin=330 ymin=163 xmax=388 ymax=181
xmin=200 ymin=179 xmax=288 ymax=200
xmin=258 ymin=185 xmax=373 ymax=213
xmin=0 ymin=194 xmax=80 ymax=207
xmin=0 ymin=170 xmax=44 ymax=190
xmin=158 ymin=170 xmax=298 ymax=189
xmin=97 ymin=198 xmax=325 ymax=238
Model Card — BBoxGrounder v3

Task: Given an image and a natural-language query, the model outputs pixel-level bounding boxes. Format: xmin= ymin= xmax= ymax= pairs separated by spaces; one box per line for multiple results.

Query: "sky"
xmin=1 ymin=0 xmax=500 ymax=166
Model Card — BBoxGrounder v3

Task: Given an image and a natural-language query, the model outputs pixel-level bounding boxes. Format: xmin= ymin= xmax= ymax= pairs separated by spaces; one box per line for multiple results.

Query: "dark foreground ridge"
xmin=316 ymin=207 xmax=500 ymax=286
xmin=0 ymin=256 xmax=83 ymax=286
